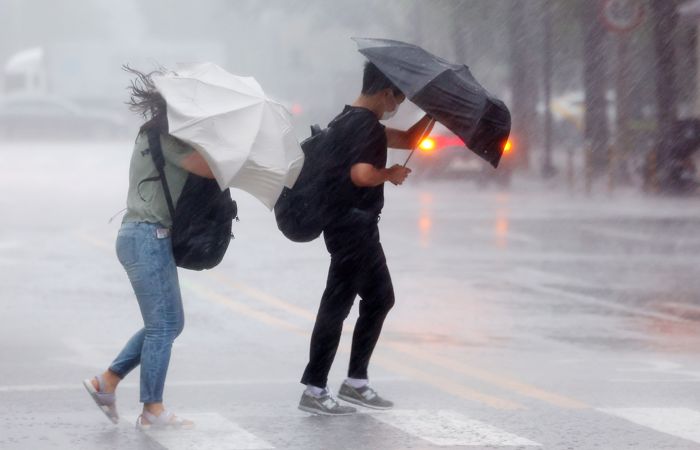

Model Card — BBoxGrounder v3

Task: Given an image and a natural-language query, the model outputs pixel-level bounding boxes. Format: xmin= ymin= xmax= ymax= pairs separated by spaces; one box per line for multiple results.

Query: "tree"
xmin=508 ymin=0 xmax=541 ymax=169
xmin=580 ymin=0 xmax=611 ymax=175
xmin=650 ymin=0 xmax=679 ymax=146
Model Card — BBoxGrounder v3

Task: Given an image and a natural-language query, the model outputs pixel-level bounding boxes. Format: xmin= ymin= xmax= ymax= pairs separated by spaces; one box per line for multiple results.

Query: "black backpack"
xmin=144 ymin=129 xmax=238 ymax=270
xmin=274 ymin=115 xmax=346 ymax=242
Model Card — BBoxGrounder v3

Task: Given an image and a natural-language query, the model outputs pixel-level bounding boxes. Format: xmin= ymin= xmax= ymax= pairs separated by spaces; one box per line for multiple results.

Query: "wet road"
xmin=1 ymin=141 xmax=700 ymax=449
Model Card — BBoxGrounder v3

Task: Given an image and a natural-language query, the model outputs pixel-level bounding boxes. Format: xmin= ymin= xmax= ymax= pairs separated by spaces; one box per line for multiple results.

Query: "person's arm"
xmin=180 ymin=151 xmax=215 ymax=179
xmin=386 ymin=114 xmax=435 ymax=150
xmin=161 ymin=134 xmax=215 ymax=179
xmin=351 ymin=163 xmax=411 ymax=187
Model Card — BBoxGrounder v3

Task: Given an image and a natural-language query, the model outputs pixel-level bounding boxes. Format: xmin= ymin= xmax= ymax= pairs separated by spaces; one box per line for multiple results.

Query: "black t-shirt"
xmin=326 ymin=105 xmax=387 ymax=223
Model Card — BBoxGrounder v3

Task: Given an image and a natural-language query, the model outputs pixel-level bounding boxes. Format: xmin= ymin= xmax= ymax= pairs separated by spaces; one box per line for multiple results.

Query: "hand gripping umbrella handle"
xmin=403 ymin=117 xmax=436 ymax=167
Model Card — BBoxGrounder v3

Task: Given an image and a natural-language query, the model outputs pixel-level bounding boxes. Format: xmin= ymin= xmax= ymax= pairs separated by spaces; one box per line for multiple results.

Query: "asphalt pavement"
xmin=1 ymin=140 xmax=700 ymax=449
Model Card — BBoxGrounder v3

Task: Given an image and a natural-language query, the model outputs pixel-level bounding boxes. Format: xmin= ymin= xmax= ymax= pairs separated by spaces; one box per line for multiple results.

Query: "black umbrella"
xmin=353 ymin=37 xmax=511 ymax=168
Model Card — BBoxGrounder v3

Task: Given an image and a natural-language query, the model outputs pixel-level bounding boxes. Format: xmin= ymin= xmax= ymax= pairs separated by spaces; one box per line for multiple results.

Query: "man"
xmin=299 ymin=62 xmax=434 ymax=415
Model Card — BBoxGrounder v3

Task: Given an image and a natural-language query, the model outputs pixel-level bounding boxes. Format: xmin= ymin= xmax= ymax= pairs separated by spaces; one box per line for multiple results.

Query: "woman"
xmin=83 ymin=67 xmax=214 ymax=429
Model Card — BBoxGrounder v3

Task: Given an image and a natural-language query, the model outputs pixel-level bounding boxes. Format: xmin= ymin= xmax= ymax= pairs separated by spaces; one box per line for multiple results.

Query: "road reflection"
xmin=418 ymin=191 xmax=433 ymax=248
xmin=495 ymin=193 xmax=511 ymax=249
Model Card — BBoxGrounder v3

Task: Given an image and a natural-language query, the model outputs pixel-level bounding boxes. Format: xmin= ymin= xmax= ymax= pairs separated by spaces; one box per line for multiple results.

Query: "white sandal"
xmin=83 ymin=375 xmax=119 ymax=424
xmin=136 ymin=410 xmax=194 ymax=430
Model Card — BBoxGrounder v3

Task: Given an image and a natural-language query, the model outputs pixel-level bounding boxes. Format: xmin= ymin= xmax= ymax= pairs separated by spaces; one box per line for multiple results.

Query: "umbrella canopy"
xmin=353 ymin=37 xmax=510 ymax=168
xmin=153 ymin=62 xmax=304 ymax=210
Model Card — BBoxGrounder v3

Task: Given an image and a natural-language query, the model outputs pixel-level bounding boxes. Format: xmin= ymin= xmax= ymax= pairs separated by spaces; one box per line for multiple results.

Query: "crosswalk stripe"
xmin=599 ymin=408 xmax=700 ymax=444
xmin=141 ymin=412 xmax=274 ymax=450
xmin=370 ymin=409 xmax=540 ymax=447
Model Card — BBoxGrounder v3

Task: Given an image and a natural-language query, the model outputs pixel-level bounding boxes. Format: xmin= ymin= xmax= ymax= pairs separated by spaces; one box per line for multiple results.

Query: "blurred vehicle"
xmin=408 ymin=121 xmax=515 ymax=186
xmin=646 ymin=119 xmax=700 ymax=194
xmin=0 ymin=93 xmax=129 ymax=140
xmin=1 ymin=43 xmax=227 ymax=140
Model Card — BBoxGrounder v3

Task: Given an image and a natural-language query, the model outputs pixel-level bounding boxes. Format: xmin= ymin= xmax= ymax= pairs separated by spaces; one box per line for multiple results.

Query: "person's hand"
xmin=386 ymin=164 xmax=412 ymax=185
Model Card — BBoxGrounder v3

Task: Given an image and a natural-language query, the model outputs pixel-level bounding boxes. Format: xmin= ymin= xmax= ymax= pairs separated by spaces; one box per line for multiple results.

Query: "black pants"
xmin=300 ymin=221 xmax=395 ymax=388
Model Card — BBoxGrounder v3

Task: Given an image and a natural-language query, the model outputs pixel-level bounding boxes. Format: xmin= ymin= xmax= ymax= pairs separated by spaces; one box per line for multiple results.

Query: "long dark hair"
xmin=123 ymin=65 xmax=168 ymax=134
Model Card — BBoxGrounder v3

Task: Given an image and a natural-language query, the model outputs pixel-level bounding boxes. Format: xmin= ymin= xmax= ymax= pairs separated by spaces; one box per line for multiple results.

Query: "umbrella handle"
xmin=403 ymin=118 xmax=436 ymax=167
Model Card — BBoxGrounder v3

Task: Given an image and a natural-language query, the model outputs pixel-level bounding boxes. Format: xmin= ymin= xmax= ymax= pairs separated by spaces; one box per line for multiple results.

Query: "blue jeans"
xmin=109 ymin=222 xmax=184 ymax=403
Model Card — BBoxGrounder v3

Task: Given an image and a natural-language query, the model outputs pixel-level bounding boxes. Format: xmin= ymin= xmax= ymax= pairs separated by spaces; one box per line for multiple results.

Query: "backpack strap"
xmin=145 ymin=129 xmax=177 ymax=224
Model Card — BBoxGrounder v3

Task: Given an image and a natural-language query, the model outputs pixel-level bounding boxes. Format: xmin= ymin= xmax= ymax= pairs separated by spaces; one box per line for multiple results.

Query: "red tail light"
xmin=419 ymin=137 xmax=436 ymax=153
xmin=503 ymin=139 xmax=513 ymax=155
xmin=419 ymin=135 xmax=464 ymax=154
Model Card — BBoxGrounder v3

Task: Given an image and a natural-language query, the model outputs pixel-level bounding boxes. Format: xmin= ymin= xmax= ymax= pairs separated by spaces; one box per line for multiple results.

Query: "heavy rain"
xmin=1 ymin=1 xmax=700 ymax=449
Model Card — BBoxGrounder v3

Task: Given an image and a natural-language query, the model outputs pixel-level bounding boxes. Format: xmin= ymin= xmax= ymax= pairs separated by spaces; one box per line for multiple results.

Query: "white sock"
xmin=345 ymin=377 xmax=369 ymax=389
xmin=305 ymin=384 xmax=327 ymax=398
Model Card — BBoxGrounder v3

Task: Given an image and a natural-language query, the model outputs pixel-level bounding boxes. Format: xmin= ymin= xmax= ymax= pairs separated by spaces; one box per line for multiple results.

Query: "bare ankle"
xmin=102 ymin=370 xmax=121 ymax=391
xmin=144 ymin=403 xmax=165 ymax=417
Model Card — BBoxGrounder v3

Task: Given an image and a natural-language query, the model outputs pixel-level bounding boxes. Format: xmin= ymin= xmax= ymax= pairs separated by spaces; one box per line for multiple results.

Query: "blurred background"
xmin=2 ymin=2 xmax=700 ymax=449
xmin=1 ymin=0 xmax=699 ymax=193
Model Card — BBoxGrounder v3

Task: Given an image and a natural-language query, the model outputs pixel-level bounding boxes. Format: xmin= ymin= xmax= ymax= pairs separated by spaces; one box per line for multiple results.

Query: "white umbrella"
xmin=152 ymin=62 xmax=304 ymax=210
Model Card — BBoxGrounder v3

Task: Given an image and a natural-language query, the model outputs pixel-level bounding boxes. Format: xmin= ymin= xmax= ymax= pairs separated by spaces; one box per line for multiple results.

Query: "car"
xmin=398 ymin=120 xmax=514 ymax=186
xmin=0 ymin=93 xmax=129 ymax=140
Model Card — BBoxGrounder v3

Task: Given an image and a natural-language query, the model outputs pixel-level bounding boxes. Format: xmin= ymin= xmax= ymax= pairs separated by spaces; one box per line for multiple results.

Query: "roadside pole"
xmin=542 ymin=0 xmax=556 ymax=179
xmin=585 ymin=142 xmax=592 ymax=195
xmin=600 ymin=0 xmax=645 ymax=194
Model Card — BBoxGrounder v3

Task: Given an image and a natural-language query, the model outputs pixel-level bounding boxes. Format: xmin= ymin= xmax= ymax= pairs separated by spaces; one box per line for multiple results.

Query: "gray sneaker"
xmin=337 ymin=382 xmax=394 ymax=410
xmin=298 ymin=389 xmax=357 ymax=416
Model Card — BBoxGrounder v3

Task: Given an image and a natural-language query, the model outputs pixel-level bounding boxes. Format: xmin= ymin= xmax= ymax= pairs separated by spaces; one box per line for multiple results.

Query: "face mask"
xmin=381 ymin=107 xmax=398 ymax=121
xmin=381 ymin=93 xmax=400 ymax=120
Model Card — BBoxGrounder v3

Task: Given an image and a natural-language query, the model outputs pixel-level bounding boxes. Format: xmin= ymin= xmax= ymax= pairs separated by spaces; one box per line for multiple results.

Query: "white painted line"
xmin=610 ymin=379 xmax=700 ymax=383
xmin=579 ymin=224 xmax=700 ymax=247
xmin=450 ymin=251 xmax=699 ymax=265
xmin=468 ymin=227 xmax=540 ymax=245
xmin=600 ymin=408 xmax=700 ymax=444
xmin=609 ymin=362 xmax=700 ymax=382
xmin=505 ymin=268 xmax=690 ymax=324
xmin=50 ymin=337 xmax=112 ymax=368
xmin=143 ymin=412 xmax=274 ymax=450
xmin=514 ymin=267 xmax=601 ymax=290
xmin=660 ymin=301 xmax=700 ymax=316
xmin=0 ymin=240 xmax=21 ymax=250
xmin=370 ymin=409 xmax=540 ymax=447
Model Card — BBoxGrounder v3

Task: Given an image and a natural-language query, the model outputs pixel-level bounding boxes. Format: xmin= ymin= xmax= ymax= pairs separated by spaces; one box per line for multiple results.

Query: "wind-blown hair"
xmin=123 ymin=65 xmax=168 ymax=134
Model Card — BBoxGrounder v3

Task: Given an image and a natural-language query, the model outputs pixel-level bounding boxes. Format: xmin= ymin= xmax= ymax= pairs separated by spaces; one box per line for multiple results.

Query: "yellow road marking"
xmin=206 ymin=273 xmax=587 ymax=409
xmin=206 ymin=271 xmax=316 ymax=321
xmin=181 ymin=279 xmax=307 ymax=334
xmin=186 ymin=278 xmax=524 ymax=409
xmin=207 ymin=276 xmax=587 ymax=409
xmin=386 ymin=342 xmax=588 ymax=409
xmin=78 ymin=232 xmax=585 ymax=410
xmin=376 ymin=356 xmax=524 ymax=410
xmin=206 ymin=271 xmax=362 ymax=337
xmin=76 ymin=232 xmax=307 ymax=334
xmin=198 ymin=276 xmax=572 ymax=410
